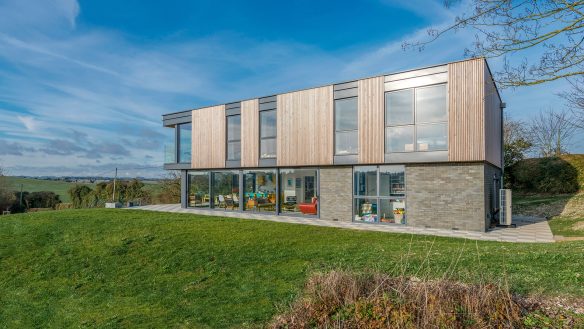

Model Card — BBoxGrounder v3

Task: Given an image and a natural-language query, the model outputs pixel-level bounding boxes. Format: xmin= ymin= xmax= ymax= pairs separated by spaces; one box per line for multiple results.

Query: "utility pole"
xmin=112 ymin=168 xmax=118 ymax=202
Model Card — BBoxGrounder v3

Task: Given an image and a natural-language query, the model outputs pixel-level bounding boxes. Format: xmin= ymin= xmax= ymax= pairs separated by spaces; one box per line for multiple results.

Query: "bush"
xmin=271 ymin=271 xmax=583 ymax=329
xmin=509 ymin=157 xmax=579 ymax=194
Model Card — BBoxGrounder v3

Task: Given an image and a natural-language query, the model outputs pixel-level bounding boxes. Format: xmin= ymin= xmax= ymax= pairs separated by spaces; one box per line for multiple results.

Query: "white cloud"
xmin=17 ymin=116 xmax=39 ymax=131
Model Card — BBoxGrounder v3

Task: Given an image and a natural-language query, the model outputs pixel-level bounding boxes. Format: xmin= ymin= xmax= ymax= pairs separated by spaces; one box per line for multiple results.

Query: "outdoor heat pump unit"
xmin=499 ymin=189 xmax=512 ymax=226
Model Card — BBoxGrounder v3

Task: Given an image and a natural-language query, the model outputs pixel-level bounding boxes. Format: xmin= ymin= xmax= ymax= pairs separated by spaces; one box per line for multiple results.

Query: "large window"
xmin=353 ymin=165 xmax=406 ymax=224
xmin=226 ymin=115 xmax=241 ymax=161
xmin=211 ymin=171 xmax=240 ymax=210
xmin=385 ymin=84 xmax=447 ymax=153
xmin=178 ymin=123 xmax=192 ymax=163
xmin=243 ymin=170 xmax=276 ymax=212
xmin=260 ymin=110 xmax=276 ymax=159
xmin=188 ymin=171 xmax=209 ymax=208
xmin=279 ymin=168 xmax=318 ymax=215
xmin=334 ymin=97 xmax=358 ymax=155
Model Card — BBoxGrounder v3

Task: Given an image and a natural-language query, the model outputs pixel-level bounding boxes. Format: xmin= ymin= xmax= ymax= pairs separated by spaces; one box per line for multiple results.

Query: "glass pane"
xmin=279 ymin=168 xmax=318 ymax=215
xmin=386 ymin=125 xmax=414 ymax=153
xmin=211 ymin=171 xmax=240 ymax=209
xmin=178 ymin=123 xmax=192 ymax=163
xmin=260 ymin=110 xmax=277 ymax=138
xmin=385 ymin=89 xmax=414 ymax=126
xmin=243 ymin=170 xmax=277 ymax=212
xmin=335 ymin=130 xmax=358 ymax=155
xmin=379 ymin=165 xmax=405 ymax=197
xmin=226 ymin=115 xmax=241 ymax=141
xmin=354 ymin=198 xmax=378 ymax=223
xmin=188 ymin=171 xmax=209 ymax=208
xmin=416 ymin=123 xmax=448 ymax=151
xmin=379 ymin=199 xmax=406 ymax=224
xmin=227 ymin=141 xmax=241 ymax=160
xmin=416 ymin=84 xmax=447 ymax=123
xmin=335 ymin=97 xmax=358 ymax=131
xmin=354 ymin=166 xmax=377 ymax=196
xmin=260 ymin=138 xmax=276 ymax=159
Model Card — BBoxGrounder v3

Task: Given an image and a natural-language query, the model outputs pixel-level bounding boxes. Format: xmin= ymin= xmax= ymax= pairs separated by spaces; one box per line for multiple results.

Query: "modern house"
xmin=162 ymin=58 xmax=503 ymax=232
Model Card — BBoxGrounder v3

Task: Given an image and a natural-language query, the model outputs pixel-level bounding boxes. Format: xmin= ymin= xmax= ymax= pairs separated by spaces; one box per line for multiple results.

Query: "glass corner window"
xmin=178 ymin=123 xmax=192 ymax=163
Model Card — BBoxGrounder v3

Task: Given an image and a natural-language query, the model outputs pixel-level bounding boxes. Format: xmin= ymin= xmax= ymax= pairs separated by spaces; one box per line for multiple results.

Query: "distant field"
xmin=4 ymin=177 xmax=96 ymax=203
xmin=4 ymin=177 xmax=163 ymax=203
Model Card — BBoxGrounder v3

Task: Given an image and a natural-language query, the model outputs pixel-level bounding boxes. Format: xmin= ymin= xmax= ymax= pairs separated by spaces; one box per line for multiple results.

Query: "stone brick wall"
xmin=406 ymin=163 xmax=487 ymax=232
xmin=320 ymin=167 xmax=353 ymax=222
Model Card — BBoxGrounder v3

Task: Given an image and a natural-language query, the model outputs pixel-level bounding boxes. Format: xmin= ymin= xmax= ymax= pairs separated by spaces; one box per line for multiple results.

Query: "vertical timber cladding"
xmin=357 ymin=76 xmax=385 ymax=164
xmin=484 ymin=65 xmax=503 ymax=168
xmin=241 ymin=99 xmax=259 ymax=167
xmin=448 ymin=58 xmax=487 ymax=162
xmin=277 ymin=86 xmax=334 ymax=166
xmin=191 ymin=105 xmax=226 ymax=168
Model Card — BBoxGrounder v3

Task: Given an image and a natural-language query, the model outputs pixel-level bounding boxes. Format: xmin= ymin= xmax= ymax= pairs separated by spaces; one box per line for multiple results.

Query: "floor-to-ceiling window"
xmin=353 ymin=165 xmax=406 ymax=223
xmin=259 ymin=110 xmax=276 ymax=159
xmin=188 ymin=171 xmax=209 ymax=208
xmin=279 ymin=168 xmax=318 ymax=215
xmin=211 ymin=171 xmax=240 ymax=210
xmin=178 ymin=123 xmax=192 ymax=163
xmin=243 ymin=170 xmax=276 ymax=211
xmin=226 ymin=114 xmax=241 ymax=161
xmin=334 ymin=97 xmax=358 ymax=155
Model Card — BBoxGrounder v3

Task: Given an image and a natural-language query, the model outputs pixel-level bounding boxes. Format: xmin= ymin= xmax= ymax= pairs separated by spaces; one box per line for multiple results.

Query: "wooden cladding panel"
xmin=191 ymin=105 xmax=226 ymax=168
xmin=448 ymin=59 xmax=485 ymax=162
xmin=358 ymin=77 xmax=385 ymax=163
xmin=241 ymin=99 xmax=259 ymax=167
xmin=484 ymin=67 xmax=502 ymax=168
xmin=277 ymin=86 xmax=334 ymax=166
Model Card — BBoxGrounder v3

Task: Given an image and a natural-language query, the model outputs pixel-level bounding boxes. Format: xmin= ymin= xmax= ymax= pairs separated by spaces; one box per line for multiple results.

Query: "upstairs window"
xmin=178 ymin=123 xmax=192 ymax=163
xmin=226 ymin=114 xmax=241 ymax=161
xmin=260 ymin=110 xmax=276 ymax=159
xmin=385 ymin=84 xmax=447 ymax=153
xmin=334 ymin=97 xmax=358 ymax=155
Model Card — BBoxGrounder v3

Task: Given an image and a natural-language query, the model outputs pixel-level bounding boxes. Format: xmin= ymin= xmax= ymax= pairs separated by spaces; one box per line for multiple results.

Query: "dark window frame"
xmin=384 ymin=83 xmax=448 ymax=154
xmin=226 ymin=114 xmax=241 ymax=161
xmin=334 ymin=96 xmax=359 ymax=156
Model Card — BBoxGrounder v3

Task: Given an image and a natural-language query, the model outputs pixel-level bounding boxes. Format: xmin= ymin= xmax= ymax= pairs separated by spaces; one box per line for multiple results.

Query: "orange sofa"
xmin=298 ymin=197 xmax=318 ymax=215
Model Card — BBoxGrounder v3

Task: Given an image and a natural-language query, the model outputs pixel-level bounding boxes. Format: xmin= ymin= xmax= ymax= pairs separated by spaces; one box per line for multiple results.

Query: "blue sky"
xmin=0 ymin=0 xmax=578 ymax=177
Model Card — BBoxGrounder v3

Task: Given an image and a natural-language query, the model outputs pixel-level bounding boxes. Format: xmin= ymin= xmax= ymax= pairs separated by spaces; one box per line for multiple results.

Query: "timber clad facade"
xmin=162 ymin=58 xmax=504 ymax=232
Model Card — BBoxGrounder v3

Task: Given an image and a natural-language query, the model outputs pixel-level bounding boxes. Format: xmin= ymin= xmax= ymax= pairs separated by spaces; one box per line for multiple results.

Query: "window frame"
xmin=259 ymin=109 xmax=277 ymax=159
xmin=177 ymin=122 xmax=192 ymax=163
xmin=353 ymin=165 xmax=406 ymax=224
xmin=384 ymin=83 xmax=448 ymax=154
xmin=334 ymin=96 xmax=359 ymax=156
xmin=226 ymin=114 xmax=241 ymax=161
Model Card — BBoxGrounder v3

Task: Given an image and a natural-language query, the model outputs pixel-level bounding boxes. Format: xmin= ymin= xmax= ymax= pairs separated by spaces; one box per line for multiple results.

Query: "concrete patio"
xmin=130 ymin=204 xmax=555 ymax=243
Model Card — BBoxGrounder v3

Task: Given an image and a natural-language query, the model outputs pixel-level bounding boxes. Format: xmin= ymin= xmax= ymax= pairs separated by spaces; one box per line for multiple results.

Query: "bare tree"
xmin=407 ymin=1 xmax=584 ymax=90
xmin=503 ymin=114 xmax=532 ymax=168
xmin=529 ymin=108 xmax=577 ymax=156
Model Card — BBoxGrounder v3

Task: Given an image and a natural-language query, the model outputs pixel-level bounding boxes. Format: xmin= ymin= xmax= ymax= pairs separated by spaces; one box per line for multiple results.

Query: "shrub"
xmin=271 ymin=271 xmax=582 ymax=329
xmin=509 ymin=157 xmax=579 ymax=194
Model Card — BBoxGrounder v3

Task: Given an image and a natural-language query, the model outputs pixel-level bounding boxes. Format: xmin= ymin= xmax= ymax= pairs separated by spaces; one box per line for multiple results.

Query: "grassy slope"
xmin=4 ymin=177 xmax=95 ymax=203
xmin=513 ymin=154 xmax=584 ymax=237
xmin=0 ymin=210 xmax=582 ymax=328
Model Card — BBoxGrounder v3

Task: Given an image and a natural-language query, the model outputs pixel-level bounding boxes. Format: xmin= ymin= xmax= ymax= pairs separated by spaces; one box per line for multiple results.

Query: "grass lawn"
xmin=549 ymin=216 xmax=584 ymax=237
xmin=1 ymin=209 xmax=583 ymax=328
xmin=4 ymin=177 xmax=96 ymax=203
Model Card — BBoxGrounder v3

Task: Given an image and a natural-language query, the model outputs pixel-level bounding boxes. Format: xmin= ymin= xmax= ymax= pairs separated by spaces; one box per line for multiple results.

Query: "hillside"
xmin=4 ymin=177 xmax=96 ymax=203
xmin=0 ymin=209 xmax=582 ymax=328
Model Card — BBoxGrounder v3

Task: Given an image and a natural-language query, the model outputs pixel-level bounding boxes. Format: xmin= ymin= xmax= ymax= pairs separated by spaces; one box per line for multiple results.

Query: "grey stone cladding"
xmin=406 ymin=163 xmax=493 ymax=232
xmin=320 ymin=167 xmax=353 ymax=222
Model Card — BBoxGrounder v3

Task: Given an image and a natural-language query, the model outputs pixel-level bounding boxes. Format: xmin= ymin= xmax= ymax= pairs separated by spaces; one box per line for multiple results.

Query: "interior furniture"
xmin=298 ymin=197 xmax=318 ymax=215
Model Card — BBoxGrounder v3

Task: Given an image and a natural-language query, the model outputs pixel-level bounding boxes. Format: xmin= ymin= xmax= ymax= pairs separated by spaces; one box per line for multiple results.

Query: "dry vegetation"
xmin=271 ymin=271 xmax=583 ymax=329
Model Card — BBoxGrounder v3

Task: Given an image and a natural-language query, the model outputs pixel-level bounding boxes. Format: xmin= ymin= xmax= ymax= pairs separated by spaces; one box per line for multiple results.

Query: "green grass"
xmin=549 ymin=216 xmax=584 ymax=237
xmin=1 ymin=209 xmax=583 ymax=328
xmin=4 ymin=177 xmax=95 ymax=203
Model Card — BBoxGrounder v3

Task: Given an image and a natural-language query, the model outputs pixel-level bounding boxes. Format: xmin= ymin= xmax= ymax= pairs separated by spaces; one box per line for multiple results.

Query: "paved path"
xmin=130 ymin=204 xmax=555 ymax=243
